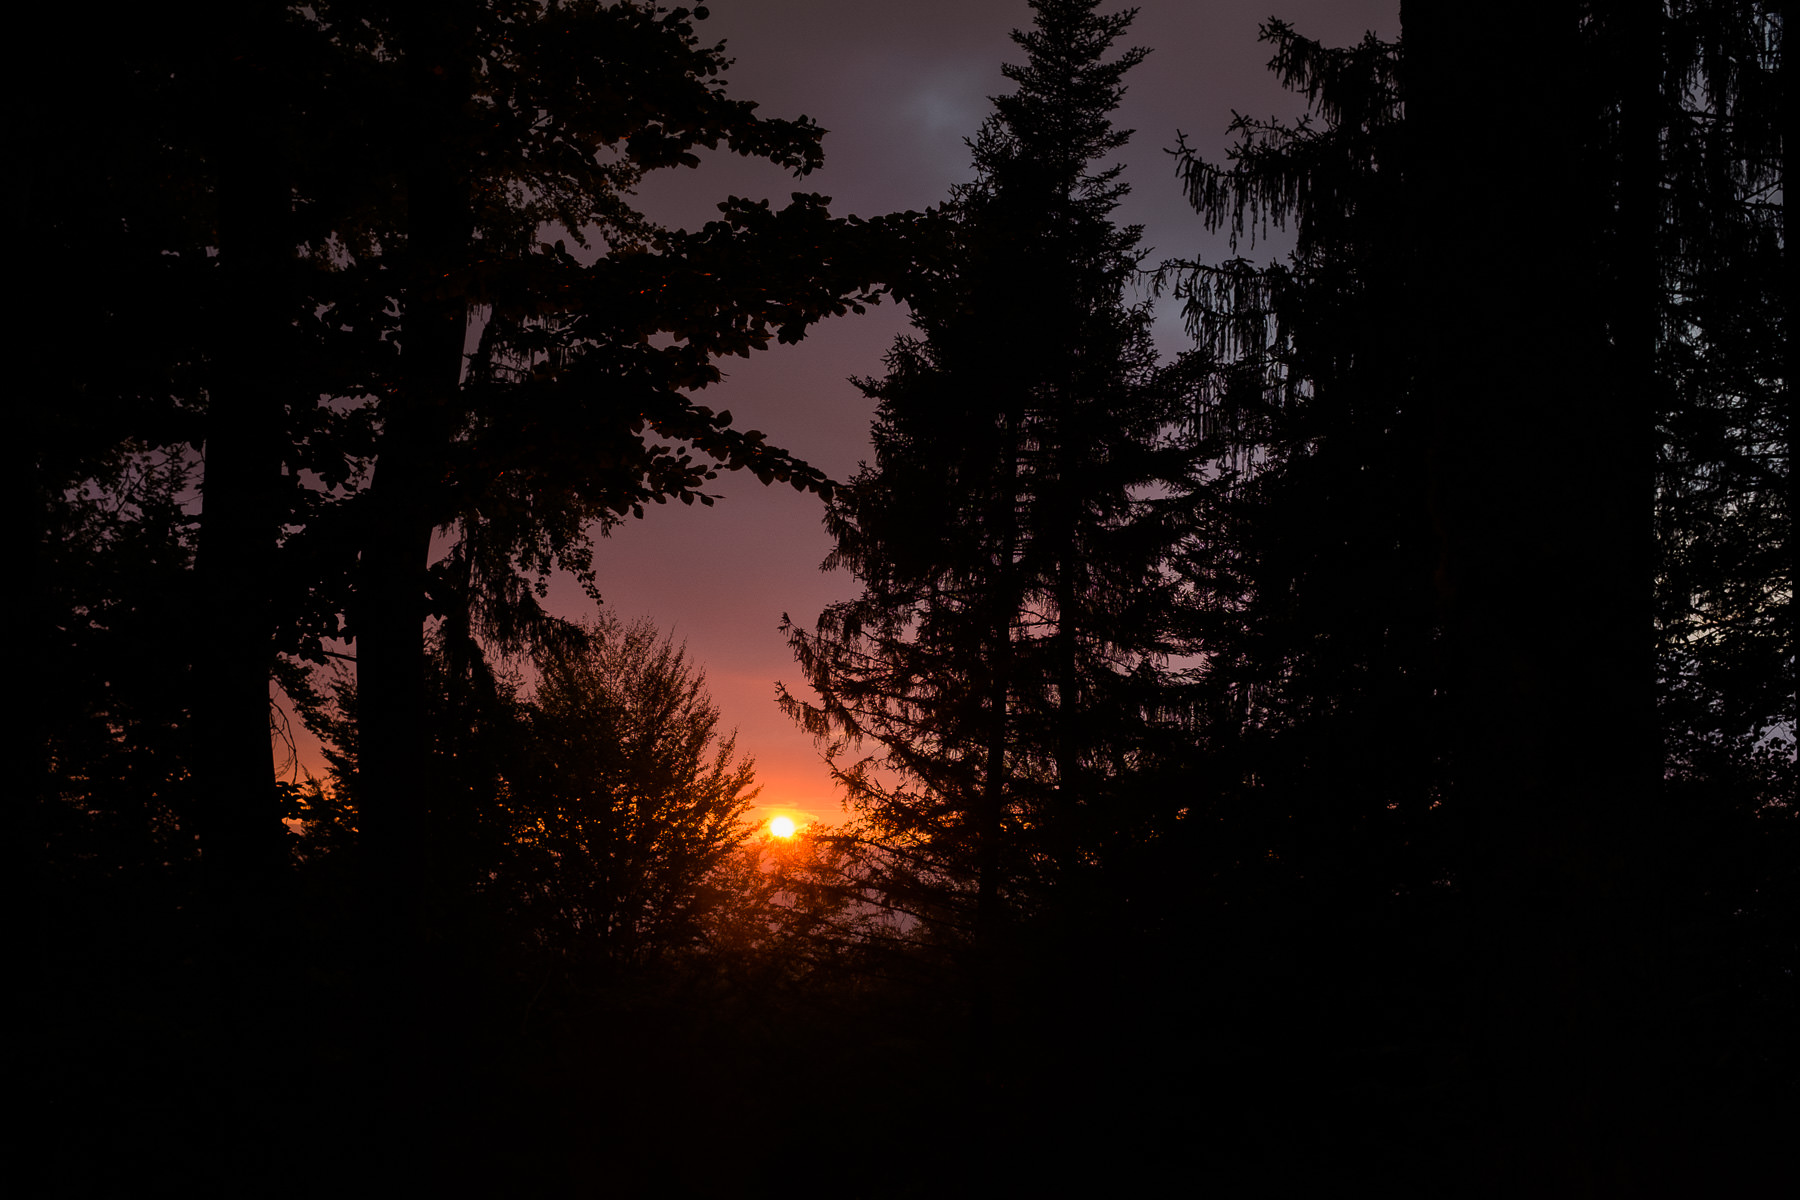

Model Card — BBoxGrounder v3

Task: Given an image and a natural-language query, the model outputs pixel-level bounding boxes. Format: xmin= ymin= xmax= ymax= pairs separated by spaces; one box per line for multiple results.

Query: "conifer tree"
xmin=1171 ymin=3 xmax=1788 ymax=1184
xmin=782 ymin=0 xmax=1190 ymax=963
xmin=1162 ymin=23 xmax=1440 ymax=915
xmin=1653 ymin=0 xmax=1790 ymax=803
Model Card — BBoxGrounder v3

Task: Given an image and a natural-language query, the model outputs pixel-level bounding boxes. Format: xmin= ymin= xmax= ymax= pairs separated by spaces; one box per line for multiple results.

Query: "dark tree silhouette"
xmin=1170 ymin=3 xmax=1788 ymax=1187
xmin=1404 ymin=5 xmax=1662 ymax=1177
xmin=782 ymin=0 xmax=1192 ymax=1004
xmin=1159 ymin=29 xmax=1476 ymax=1185
xmin=22 ymin=2 xmax=918 ymax=945
xmin=17 ymin=5 xmax=220 ymax=934
xmin=30 ymin=450 xmax=203 ymax=892
xmin=20 ymin=7 xmax=920 ymax=1186
xmin=1655 ymin=0 xmax=1791 ymax=800
xmin=1163 ymin=22 xmax=1443 ymax=917
xmin=19 ymin=2 xmax=1784 ymax=1191
xmin=282 ymin=3 xmax=910 ymax=952
xmin=498 ymin=617 xmax=760 ymax=968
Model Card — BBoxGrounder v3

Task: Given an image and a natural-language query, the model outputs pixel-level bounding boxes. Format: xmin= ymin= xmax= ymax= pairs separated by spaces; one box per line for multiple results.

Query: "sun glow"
xmin=768 ymin=815 xmax=797 ymax=839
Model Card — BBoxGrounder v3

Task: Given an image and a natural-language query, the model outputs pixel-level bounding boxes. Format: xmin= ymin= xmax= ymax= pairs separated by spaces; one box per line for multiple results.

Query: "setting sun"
xmin=768 ymin=816 xmax=797 ymax=839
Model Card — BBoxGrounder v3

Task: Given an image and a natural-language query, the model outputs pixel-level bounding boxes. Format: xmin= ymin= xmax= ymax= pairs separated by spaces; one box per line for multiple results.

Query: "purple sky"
xmin=281 ymin=1 xmax=1402 ymax=829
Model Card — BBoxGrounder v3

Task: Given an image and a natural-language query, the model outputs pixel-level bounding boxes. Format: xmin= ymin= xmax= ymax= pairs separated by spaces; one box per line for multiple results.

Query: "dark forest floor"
xmin=15 ymin=863 xmax=1795 ymax=1198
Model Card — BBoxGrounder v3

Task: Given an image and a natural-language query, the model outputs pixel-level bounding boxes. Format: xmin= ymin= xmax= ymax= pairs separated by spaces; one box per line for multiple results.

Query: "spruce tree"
xmin=782 ymin=0 xmax=1190 ymax=967
xmin=1163 ymin=23 xmax=1440 ymax=918
xmin=1171 ymin=4 xmax=1788 ymax=1185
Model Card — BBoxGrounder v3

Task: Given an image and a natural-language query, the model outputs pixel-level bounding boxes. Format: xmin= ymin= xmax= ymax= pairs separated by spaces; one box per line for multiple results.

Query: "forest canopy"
xmin=20 ymin=2 xmax=1789 ymax=1194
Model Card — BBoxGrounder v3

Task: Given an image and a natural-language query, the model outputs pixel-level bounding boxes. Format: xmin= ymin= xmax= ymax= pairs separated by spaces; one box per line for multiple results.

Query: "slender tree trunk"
xmin=356 ymin=3 xmax=476 ymax=950
xmin=1594 ymin=0 xmax=1672 ymax=1176
xmin=1606 ymin=0 xmax=1670 ymax=874
xmin=1784 ymin=0 xmax=1796 ymax=712
xmin=191 ymin=4 xmax=296 ymax=939
xmin=1407 ymin=1 xmax=1662 ymax=1188
xmin=975 ymin=410 xmax=1019 ymax=1046
xmin=345 ymin=9 xmax=479 ymax=1184
xmin=187 ymin=8 xmax=304 ymax=1185
xmin=1053 ymin=400 xmax=1083 ymax=891
xmin=1054 ymin=556 xmax=1080 ymax=851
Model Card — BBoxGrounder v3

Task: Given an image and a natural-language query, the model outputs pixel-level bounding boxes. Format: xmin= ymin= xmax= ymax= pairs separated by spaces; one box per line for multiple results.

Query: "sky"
xmin=281 ymin=0 xmax=1401 ymax=830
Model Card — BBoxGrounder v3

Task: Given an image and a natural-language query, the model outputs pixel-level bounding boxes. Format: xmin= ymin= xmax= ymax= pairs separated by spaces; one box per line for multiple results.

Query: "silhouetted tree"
xmin=782 ymin=0 xmax=1191 ymax=987
xmin=1403 ymin=4 xmax=1675 ymax=1181
xmin=1171 ymin=3 xmax=1788 ymax=1186
xmin=16 ymin=5 xmax=222 ymax=948
xmin=1158 ymin=34 xmax=1477 ymax=1175
xmin=1163 ymin=22 xmax=1442 ymax=917
xmin=23 ymin=2 xmax=919 ymax=946
xmin=281 ymin=2 xmax=911 ymax=950
xmin=20 ymin=12 xmax=923 ymax=1183
xmin=496 ymin=617 xmax=759 ymax=968
xmin=1655 ymin=0 xmax=1791 ymax=801
xmin=31 ymin=448 xmax=204 ymax=893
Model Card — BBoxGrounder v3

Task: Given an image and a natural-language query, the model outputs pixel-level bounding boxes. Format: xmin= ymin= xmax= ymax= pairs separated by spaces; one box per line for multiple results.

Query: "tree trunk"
xmin=345 ymin=9 xmax=479 ymax=1181
xmin=186 ymin=9 xmax=305 ymax=1185
xmin=355 ymin=2 xmax=476 ymax=951
xmin=1406 ymin=1 xmax=1662 ymax=1188
xmin=975 ymin=409 xmax=1019 ymax=1048
xmin=191 ymin=4 xmax=296 ymax=943
xmin=1052 ymin=394 xmax=1083 ymax=895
